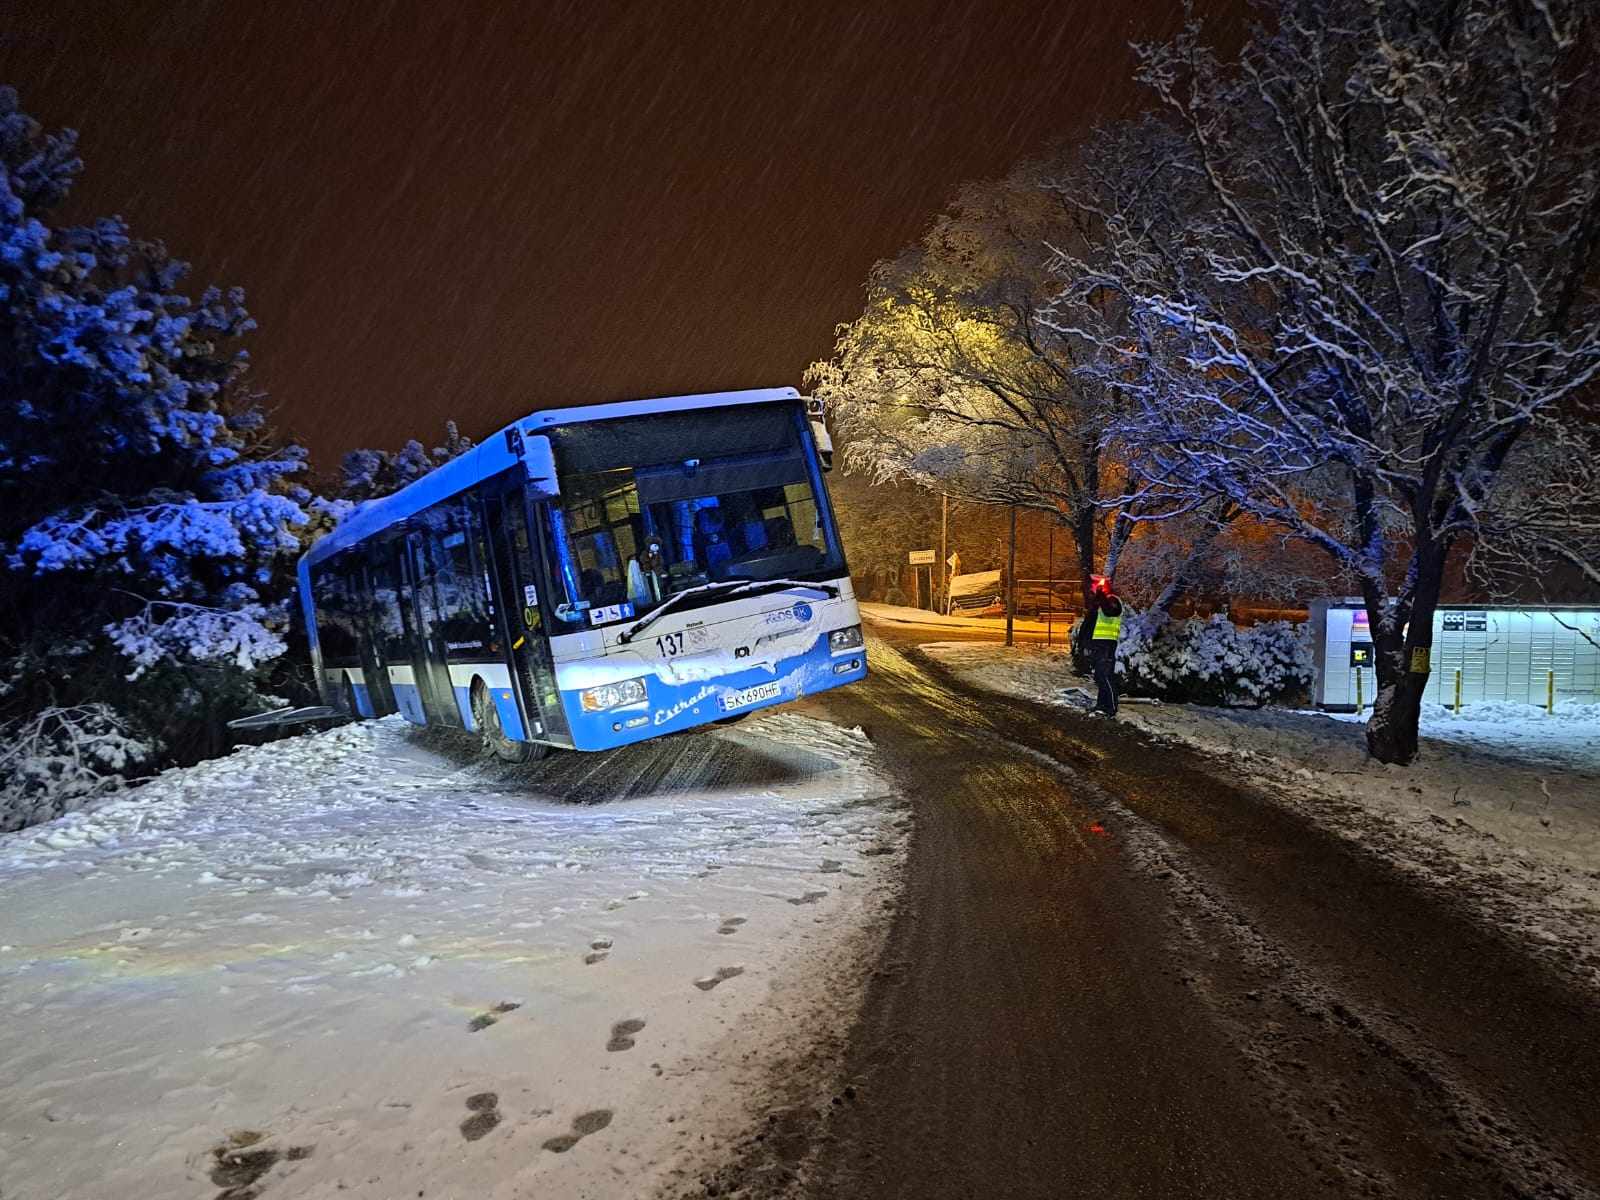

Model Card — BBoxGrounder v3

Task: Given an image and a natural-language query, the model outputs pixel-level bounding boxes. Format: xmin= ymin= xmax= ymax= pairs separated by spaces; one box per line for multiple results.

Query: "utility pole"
xmin=1005 ymin=504 xmax=1017 ymax=647
xmin=1046 ymin=521 xmax=1055 ymax=610
xmin=1046 ymin=520 xmax=1056 ymax=646
xmin=939 ymin=493 xmax=949 ymax=615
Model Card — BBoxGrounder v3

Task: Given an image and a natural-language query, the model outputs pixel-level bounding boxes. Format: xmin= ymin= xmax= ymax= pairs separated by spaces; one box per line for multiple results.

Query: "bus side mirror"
xmin=809 ymin=419 xmax=834 ymax=472
xmin=523 ymin=434 xmax=560 ymax=497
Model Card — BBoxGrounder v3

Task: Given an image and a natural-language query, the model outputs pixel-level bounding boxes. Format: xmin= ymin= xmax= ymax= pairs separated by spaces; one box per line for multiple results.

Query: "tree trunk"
xmin=1145 ymin=513 xmax=1227 ymax=625
xmin=1364 ymin=666 xmax=1428 ymax=765
xmin=1364 ymin=547 xmax=1446 ymax=765
xmin=1004 ymin=505 xmax=1018 ymax=647
xmin=1147 ymin=574 xmax=1186 ymax=625
xmin=1071 ymin=504 xmax=1099 ymax=673
xmin=1103 ymin=512 xmax=1135 ymax=576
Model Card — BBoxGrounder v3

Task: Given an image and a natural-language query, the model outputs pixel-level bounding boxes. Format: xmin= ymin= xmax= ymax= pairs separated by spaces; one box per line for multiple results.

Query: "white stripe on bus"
xmin=447 ymin=662 xmax=513 ymax=690
xmin=386 ymin=663 xmax=513 ymax=690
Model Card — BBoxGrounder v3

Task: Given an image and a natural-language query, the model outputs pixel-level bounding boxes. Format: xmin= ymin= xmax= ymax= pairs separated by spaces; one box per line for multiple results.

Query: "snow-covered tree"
xmin=0 ymin=87 xmax=310 ymax=780
xmin=808 ymin=157 xmax=1164 ymax=620
xmin=813 ymin=135 xmax=1297 ymax=641
xmin=1110 ymin=507 xmax=1323 ymax=621
xmin=1464 ymin=418 xmax=1600 ymax=603
xmin=826 ymin=473 xmax=942 ymax=600
xmin=336 ymin=420 xmax=474 ymax=505
xmin=1047 ymin=1 xmax=1600 ymax=763
xmin=297 ymin=421 xmax=476 ymax=545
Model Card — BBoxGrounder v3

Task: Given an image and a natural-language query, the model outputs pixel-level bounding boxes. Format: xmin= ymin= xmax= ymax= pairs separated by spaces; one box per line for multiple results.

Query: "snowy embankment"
xmin=858 ymin=601 xmax=1059 ymax=635
xmin=0 ymin=712 xmax=904 ymax=1200
xmin=920 ymin=641 xmax=1600 ymax=985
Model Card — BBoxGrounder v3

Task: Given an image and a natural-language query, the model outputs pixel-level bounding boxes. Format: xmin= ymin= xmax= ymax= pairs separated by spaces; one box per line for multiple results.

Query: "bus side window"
xmin=366 ymin=541 xmax=406 ymax=662
xmin=429 ymin=499 xmax=494 ymax=655
xmin=468 ymin=499 xmax=503 ymax=649
xmin=311 ymin=558 xmax=360 ymax=667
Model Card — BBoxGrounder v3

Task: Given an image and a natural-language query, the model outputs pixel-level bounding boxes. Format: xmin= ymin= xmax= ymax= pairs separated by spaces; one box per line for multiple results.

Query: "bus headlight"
xmin=580 ymin=677 xmax=648 ymax=712
xmin=829 ymin=625 xmax=864 ymax=653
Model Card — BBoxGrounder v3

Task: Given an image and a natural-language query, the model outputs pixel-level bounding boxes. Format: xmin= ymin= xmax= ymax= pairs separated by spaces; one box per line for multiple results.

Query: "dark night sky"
xmin=4 ymin=1 xmax=1241 ymax=465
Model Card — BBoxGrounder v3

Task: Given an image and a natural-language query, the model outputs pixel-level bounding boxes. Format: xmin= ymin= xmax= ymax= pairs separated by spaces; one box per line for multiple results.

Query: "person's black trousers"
xmin=1090 ymin=640 xmax=1118 ymax=716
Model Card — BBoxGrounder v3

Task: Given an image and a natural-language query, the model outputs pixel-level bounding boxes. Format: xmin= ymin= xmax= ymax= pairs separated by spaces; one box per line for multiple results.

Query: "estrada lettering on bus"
xmin=653 ymin=684 xmax=716 ymax=726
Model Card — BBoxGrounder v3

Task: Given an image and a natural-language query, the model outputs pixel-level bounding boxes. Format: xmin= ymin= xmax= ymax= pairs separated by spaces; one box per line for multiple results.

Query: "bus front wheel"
xmin=471 ymin=682 xmax=539 ymax=764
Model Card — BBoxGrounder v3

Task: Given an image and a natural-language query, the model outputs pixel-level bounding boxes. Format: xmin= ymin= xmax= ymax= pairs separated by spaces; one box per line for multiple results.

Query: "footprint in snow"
xmin=204 ymin=1039 xmax=263 ymax=1062
xmin=788 ymin=890 xmax=829 ymax=906
xmin=467 ymin=1001 xmax=521 ymax=1032
xmin=541 ymin=1108 xmax=613 ymax=1153
xmin=717 ymin=916 xmax=747 ymax=936
xmin=607 ymin=1018 xmax=646 ymax=1051
xmin=208 ymin=1129 xmax=314 ymax=1194
xmin=459 ymin=1091 xmax=502 ymax=1141
xmin=694 ymin=965 xmax=745 ymax=992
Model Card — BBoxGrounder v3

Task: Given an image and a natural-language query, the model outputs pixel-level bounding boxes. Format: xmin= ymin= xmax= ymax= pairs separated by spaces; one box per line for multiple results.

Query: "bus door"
xmin=483 ymin=486 xmax=570 ymax=743
xmin=403 ymin=530 xmax=463 ymax=726
xmin=353 ymin=556 xmax=397 ymax=717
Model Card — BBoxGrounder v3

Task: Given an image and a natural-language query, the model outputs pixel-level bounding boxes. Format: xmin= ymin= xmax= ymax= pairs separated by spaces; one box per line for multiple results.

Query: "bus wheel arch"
xmin=342 ymin=673 xmax=363 ymax=720
xmin=470 ymin=678 xmax=545 ymax=764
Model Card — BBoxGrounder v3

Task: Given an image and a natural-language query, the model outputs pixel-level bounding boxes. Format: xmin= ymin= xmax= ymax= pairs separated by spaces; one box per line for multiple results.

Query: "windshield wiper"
xmin=742 ymin=578 xmax=841 ymax=599
xmin=616 ymin=577 xmax=840 ymax=644
xmin=616 ymin=579 xmax=754 ymax=644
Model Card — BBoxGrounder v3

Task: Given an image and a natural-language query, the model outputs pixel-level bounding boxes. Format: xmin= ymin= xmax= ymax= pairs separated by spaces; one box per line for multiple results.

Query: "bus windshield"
xmin=545 ymin=402 xmax=844 ymax=627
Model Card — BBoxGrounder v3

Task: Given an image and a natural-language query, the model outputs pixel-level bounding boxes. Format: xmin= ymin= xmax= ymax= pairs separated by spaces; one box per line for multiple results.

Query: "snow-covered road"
xmin=917 ymin=638 xmax=1600 ymax=984
xmin=0 ymin=712 xmax=903 ymax=1199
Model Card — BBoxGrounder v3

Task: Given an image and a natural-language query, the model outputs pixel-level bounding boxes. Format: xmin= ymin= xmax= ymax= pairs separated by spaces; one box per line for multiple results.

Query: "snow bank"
xmin=0 ymin=704 xmax=155 ymax=833
xmin=921 ymin=640 xmax=1600 ymax=983
xmin=1319 ymin=699 xmax=1600 ymax=774
xmin=859 ymin=601 xmax=1057 ymax=634
xmin=0 ymin=713 xmax=904 ymax=1199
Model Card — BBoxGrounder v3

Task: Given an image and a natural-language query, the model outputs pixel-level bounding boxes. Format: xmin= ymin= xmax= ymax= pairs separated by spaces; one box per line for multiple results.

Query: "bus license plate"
xmin=720 ymin=681 xmax=782 ymax=712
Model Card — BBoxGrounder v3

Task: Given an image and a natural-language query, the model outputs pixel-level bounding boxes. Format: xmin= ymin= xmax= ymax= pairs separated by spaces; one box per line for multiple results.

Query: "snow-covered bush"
xmin=0 ymin=705 xmax=154 ymax=832
xmin=104 ymin=597 xmax=289 ymax=679
xmin=1114 ymin=614 xmax=1312 ymax=707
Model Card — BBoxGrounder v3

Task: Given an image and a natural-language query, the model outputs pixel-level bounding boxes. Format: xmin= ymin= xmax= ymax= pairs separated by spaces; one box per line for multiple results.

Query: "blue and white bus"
xmin=297 ymin=388 xmax=866 ymax=760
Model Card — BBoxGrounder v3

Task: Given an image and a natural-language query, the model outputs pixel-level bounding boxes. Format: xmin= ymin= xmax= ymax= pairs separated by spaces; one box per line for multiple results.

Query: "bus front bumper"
xmin=557 ymin=635 xmax=867 ymax=751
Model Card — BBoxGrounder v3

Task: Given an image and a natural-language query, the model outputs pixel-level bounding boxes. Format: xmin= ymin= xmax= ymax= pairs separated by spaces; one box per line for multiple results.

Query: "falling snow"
xmin=1 ymin=2 xmax=1247 ymax=460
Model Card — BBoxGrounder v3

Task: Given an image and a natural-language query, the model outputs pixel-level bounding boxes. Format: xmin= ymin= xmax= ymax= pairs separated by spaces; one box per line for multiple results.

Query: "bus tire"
xmin=471 ymin=680 xmax=538 ymax=764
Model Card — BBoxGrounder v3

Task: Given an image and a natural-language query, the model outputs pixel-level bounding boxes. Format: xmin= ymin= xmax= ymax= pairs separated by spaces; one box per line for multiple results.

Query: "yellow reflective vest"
xmin=1092 ymin=609 xmax=1121 ymax=640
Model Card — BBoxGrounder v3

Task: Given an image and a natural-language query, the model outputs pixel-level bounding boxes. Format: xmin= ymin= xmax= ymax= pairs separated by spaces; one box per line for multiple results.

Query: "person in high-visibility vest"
xmin=1081 ymin=574 xmax=1123 ymax=717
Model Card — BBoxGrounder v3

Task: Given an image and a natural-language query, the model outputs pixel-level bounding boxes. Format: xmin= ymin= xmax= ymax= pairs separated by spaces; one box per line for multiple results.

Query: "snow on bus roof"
xmin=522 ymin=386 xmax=799 ymax=429
xmin=302 ymin=387 xmax=801 ymax=569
